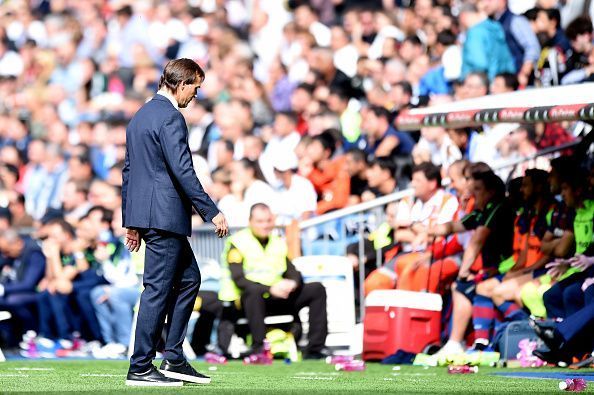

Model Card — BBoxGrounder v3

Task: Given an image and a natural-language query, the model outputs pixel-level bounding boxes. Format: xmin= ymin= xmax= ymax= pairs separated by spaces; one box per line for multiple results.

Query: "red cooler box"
xmin=363 ymin=290 xmax=442 ymax=361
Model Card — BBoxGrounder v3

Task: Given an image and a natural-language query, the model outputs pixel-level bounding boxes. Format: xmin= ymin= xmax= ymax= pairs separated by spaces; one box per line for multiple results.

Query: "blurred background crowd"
xmin=0 ymin=0 xmax=593 ymax=362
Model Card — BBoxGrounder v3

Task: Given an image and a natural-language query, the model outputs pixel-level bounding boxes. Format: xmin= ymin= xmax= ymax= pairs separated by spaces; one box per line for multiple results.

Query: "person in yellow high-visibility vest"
xmin=219 ymin=203 xmax=328 ymax=359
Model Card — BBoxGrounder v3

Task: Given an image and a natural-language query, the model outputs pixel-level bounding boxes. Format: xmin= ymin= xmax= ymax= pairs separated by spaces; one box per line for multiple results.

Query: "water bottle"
xmin=447 ymin=365 xmax=479 ymax=374
xmin=559 ymin=378 xmax=587 ymax=392
xmin=335 ymin=360 xmax=366 ymax=371
xmin=263 ymin=339 xmax=272 ymax=356
xmin=243 ymin=352 xmax=273 ymax=365
xmin=326 ymin=355 xmax=354 ymax=365
xmin=204 ymin=352 xmax=227 ymax=364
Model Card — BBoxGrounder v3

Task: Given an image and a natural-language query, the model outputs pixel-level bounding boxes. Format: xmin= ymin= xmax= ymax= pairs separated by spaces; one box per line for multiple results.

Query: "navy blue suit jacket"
xmin=122 ymin=94 xmax=219 ymax=237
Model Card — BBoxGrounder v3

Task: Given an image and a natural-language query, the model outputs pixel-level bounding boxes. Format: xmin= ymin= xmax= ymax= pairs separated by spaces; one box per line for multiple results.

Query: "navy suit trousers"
xmin=129 ymin=228 xmax=200 ymax=373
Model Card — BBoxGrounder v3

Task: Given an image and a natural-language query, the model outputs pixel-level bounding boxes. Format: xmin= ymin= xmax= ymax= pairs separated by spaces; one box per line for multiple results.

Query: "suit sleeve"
xmin=159 ymin=113 xmax=220 ymax=223
xmin=121 ymin=144 xmax=130 ymax=225
xmin=3 ymin=251 xmax=46 ymax=295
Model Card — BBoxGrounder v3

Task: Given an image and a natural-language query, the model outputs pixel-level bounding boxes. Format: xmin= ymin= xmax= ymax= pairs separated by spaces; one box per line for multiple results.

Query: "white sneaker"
xmin=92 ymin=343 xmax=127 ymax=359
xmin=436 ymin=340 xmax=464 ymax=356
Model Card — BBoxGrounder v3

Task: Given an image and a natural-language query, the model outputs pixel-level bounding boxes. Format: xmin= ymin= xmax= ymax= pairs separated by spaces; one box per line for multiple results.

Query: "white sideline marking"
xmin=391 ymin=373 xmax=437 ymax=376
xmin=0 ymin=374 xmax=29 ymax=377
xmin=12 ymin=368 xmax=54 ymax=371
xmin=80 ymin=374 xmax=124 ymax=377
xmin=294 ymin=372 xmax=340 ymax=376
xmin=292 ymin=376 xmax=334 ymax=381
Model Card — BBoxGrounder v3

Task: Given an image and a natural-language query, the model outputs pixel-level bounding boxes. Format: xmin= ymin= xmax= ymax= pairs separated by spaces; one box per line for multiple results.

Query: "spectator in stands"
xmin=419 ymin=30 xmax=461 ymax=96
xmin=416 ymin=126 xmax=462 ymax=175
xmin=561 ymin=43 xmax=594 ymax=84
xmin=25 ymin=143 xmax=68 ymax=220
xmin=448 ymin=128 xmax=472 ymax=158
xmin=482 ymin=0 xmax=541 ymax=86
xmin=8 ymin=193 xmax=34 ymax=230
xmin=230 ymin=159 xmax=276 ymax=226
xmin=458 ymin=72 xmax=489 ymax=102
xmin=479 ymin=170 xmax=555 ymax=327
xmin=542 ymin=168 xmax=594 ymax=319
xmin=272 ymin=152 xmax=317 ymax=225
xmin=459 ymin=3 xmax=516 ymax=81
xmin=396 ymin=160 xmax=474 ymax=294
xmin=345 ymin=149 xmax=369 ymax=205
xmin=490 ymin=72 xmax=519 ymax=94
xmin=532 ymin=264 xmax=594 ymax=365
xmin=364 ymin=162 xmax=458 ymax=294
xmin=208 ymin=167 xmax=241 ymax=226
xmin=430 ymin=169 xmax=515 ymax=353
xmin=530 ymin=7 xmax=571 ymax=86
xmin=304 ymin=132 xmax=350 ymax=215
xmin=561 ymin=16 xmax=593 ymax=84
xmin=361 ymin=157 xmax=399 ymax=202
xmin=291 ymin=83 xmax=315 ymax=135
xmin=0 ymin=230 xmax=45 ymax=344
xmin=327 ymin=86 xmax=362 ymax=150
xmin=387 ymin=81 xmax=413 ymax=117
xmin=68 ymin=154 xmax=95 ymax=184
xmin=61 ymin=180 xmax=92 ymax=226
xmin=34 ymin=219 xmax=81 ymax=350
xmin=498 ymin=124 xmax=551 ymax=180
xmin=361 ymin=106 xmax=415 ymax=159
xmin=261 ymin=111 xmax=301 ymax=186
xmin=218 ymin=203 xmax=328 ymax=359
xmin=90 ymin=212 xmax=139 ymax=359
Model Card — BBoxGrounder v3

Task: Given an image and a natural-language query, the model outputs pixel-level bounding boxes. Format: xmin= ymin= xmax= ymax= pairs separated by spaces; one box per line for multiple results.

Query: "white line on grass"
xmin=292 ymin=376 xmax=335 ymax=381
xmin=0 ymin=374 xmax=30 ymax=377
xmin=12 ymin=368 xmax=54 ymax=371
xmin=80 ymin=374 xmax=125 ymax=377
xmin=391 ymin=373 xmax=437 ymax=376
xmin=294 ymin=372 xmax=340 ymax=376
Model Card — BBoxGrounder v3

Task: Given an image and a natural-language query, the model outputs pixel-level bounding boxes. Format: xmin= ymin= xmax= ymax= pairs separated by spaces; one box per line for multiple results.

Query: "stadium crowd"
xmin=0 ymin=0 xmax=592 ymax=363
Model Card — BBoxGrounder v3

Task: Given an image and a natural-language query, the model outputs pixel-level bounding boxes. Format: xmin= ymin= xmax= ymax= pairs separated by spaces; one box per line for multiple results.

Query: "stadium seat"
xmin=292 ymin=255 xmax=357 ymax=352
xmin=0 ymin=311 xmax=11 ymax=362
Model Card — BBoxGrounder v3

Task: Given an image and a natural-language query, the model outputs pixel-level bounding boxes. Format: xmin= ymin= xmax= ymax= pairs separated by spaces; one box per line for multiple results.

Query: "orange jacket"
xmin=308 ymin=156 xmax=351 ymax=215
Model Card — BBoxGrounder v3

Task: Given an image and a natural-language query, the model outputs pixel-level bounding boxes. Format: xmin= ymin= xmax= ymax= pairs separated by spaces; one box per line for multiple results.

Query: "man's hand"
xmin=212 ymin=212 xmax=229 ymax=238
xmin=270 ymin=280 xmax=296 ymax=299
xmin=41 ymin=240 xmax=60 ymax=258
xmin=568 ymin=254 xmax=594 ymax=271
xmin=125 ymin=229 xmax=141 ymax=252
xmin=546 ymin=259 xmax=569 ymax=279
xmin=95 ymin=286 xmax=110 ymax=304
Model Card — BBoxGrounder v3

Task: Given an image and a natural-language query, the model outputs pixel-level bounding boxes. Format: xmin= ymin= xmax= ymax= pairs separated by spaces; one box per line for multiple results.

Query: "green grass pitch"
xmin=0 ymin=360 xmax=591 ymax=393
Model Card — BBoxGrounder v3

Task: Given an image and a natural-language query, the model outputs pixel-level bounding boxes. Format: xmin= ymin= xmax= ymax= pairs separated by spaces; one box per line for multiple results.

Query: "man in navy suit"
xmin=122 ymin=58 xmax=228 ymax=387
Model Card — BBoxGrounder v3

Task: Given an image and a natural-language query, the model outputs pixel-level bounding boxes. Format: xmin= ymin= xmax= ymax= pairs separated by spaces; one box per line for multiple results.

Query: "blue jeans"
xmin=90 ymin=285 xmax=139 ymax=345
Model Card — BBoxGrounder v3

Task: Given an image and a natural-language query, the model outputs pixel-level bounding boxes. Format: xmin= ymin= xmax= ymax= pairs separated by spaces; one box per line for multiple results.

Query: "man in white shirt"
xmin=272 ymin=153 xmax=317 ymax=226
xmin=260 ymin=111 xmax=301 ymax=186
xmin=391 ymin=162 xmax=459 ymax=253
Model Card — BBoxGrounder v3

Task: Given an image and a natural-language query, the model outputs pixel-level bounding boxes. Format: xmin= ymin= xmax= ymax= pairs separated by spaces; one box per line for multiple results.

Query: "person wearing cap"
xmin=272 ymin=152 xmax=317 ymax=226
xmin=177 ymin=18 xmax=209 ymax=62
xmin=218 ymin=203 xmax=328 ymax=359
